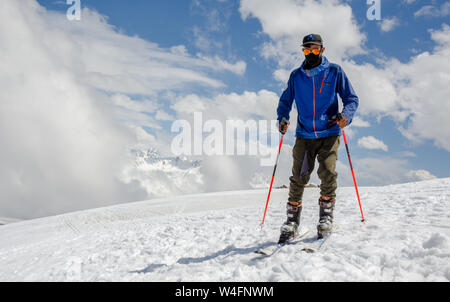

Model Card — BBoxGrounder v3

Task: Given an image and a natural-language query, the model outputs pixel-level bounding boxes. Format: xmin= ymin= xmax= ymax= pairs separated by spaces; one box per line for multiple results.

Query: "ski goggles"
xmin=303 ymin=48 xmax=321 ymax=56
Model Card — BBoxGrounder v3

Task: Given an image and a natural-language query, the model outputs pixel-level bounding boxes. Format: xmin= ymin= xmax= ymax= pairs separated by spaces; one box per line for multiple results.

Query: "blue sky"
xmin=36 ymin=0 xmax=450 ymax=182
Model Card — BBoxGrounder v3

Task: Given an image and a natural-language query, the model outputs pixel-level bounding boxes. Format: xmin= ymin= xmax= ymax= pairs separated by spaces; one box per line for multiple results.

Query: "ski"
xmin=301 ymin=225 xmax=338 ymax=253
xmin=254 ymin=227 xmax=309 ymax=257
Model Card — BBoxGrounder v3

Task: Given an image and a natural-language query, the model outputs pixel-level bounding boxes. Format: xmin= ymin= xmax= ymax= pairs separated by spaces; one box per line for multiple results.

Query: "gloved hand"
xmin=328 ymin=113 xmax=347 ymax=129
xmin=337 ymin=114 xmax=347 ymax=129
xmin=279 ymin=117 xmax=290 ymax=135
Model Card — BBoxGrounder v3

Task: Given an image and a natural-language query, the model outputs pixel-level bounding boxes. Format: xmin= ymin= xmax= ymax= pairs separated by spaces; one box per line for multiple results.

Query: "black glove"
xmin=328 ymin=113 xmax=344 ymax=127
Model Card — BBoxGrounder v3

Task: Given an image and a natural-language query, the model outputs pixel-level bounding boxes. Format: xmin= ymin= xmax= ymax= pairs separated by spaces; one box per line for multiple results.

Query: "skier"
xmin=277 ymin=34 xmax=359 ymax=243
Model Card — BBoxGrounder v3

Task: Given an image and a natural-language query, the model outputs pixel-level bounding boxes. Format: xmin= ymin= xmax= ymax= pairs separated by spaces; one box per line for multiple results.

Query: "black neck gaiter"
xmin=304 ymin=54 xmax=322 ymax=70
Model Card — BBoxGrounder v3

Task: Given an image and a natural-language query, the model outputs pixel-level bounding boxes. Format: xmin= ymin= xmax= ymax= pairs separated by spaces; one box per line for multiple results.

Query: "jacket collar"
xmin=301 ymin=56 xmax=329 ymax=77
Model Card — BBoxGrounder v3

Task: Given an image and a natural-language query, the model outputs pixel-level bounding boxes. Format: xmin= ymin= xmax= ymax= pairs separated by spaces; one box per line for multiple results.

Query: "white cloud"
xmin=195 ymin=54 xmax=247 ymax=76
xmin=343 ymin=24 xmax=450 ymax=151
xmin=414 ymin=2 xmax=450 ymax=18
xmin=0 ymin=1 xmax=163 ymax=219
xmin=171 ymin=89 xmax=279 ymax=121
xmin=40 ymin=8 xmax=246 ymax=97
xmin=341 ymin=61 xmax=399 ymax=117
xmin=239 ymin=0 xmax=366 ymax=71
xmin=401 ymin=151 xmax=417 ymax=158
xmin=392 ymin=24 xmax=450 ymax=151
xmin=110 ymin=94 xmax=164 ymax=131
xmin=0 ymin=0 xmax=249 ymax=219
xmin=165 ymin=88 xmax=288 ymax=192
xmin=351 ymin=117 xmax=370 ymax=128
xmin=155 ymin=110 xmax=175 ymax=121
xmin=406 ymin=170 xmax=437 ymax=181
xmin=379 ymin=17 xmax=400 ymax=32
xmin=189 ymin=0 xmax=235 ymax=59
xmin=170 ymin=94 xmax=207 ymax=114
xmin=357 ymin=136 xmax=389 ymax=152
xmin=339 ymin=157 xmax=435 ymax=186
xmin=352 ymin=157 xmax=409 ymax=185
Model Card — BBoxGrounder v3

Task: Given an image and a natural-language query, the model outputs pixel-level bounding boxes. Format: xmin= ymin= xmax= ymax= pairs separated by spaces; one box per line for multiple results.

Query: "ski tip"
xmin=302 ymin=248 xmax=316 ymax=254
xmin=254 ymin=249 xmax=272 ymax=257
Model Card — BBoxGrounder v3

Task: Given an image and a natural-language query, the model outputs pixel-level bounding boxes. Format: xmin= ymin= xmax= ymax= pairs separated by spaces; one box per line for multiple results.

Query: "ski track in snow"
xmin=0 ymin=179 xmax=449 ymax=281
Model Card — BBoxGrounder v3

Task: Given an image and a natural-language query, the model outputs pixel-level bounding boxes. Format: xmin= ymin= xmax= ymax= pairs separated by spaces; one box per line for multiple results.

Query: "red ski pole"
xmin=342 ymin=129 xmax=365 ymax=223
xmin=260 ymin=134 xmax=284 ymax=230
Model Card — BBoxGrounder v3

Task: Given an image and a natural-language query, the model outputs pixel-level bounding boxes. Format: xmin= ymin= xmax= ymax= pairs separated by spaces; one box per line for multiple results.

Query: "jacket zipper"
xmin=320 ymin=73 xmax=326 ymax=94
xmin=306 ymin=70 xmax=319 ymax=138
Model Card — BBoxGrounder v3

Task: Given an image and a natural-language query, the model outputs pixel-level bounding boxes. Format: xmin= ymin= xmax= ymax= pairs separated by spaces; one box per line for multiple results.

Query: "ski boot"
xmin=278 ymin=201 xmax=302 ymax=244
xmin=317 ymin=197 xmax=335 ymax=239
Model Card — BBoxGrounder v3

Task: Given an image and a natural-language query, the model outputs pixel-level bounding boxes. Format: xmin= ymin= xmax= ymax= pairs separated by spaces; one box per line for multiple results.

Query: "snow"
xmin=0 ymin=178 xmax=449 ymax=281
xmin=0 ymin=217 xmax=21 ymax=226
xmin=122 ymin=148 xmax=204 ymax=198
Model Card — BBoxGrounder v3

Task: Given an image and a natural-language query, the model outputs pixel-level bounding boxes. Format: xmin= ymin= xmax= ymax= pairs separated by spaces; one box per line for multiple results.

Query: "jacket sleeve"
xmin=337 ymin=67 xmax=359 ymax=125
xmin=277 ymin=72 xmax=295 ymax=123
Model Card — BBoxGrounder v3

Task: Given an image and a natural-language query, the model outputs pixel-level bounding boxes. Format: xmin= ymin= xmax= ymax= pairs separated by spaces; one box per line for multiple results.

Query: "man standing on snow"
xmin=277 ymin=34 xmax=359 ymax=243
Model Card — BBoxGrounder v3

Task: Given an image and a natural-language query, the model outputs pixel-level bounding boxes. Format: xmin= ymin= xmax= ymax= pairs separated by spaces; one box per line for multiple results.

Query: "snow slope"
xmin=0 ymin=178 xmax=449 ymax=281
xmin=0 ymin=217 xmax=21 ymax=226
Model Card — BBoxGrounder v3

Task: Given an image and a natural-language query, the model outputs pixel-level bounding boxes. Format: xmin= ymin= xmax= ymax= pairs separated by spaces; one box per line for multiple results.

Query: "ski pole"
xmin=260 ymin=122 xmax=286 ymax=230
xmin=341 ymin=126 xmax=365 ymax=223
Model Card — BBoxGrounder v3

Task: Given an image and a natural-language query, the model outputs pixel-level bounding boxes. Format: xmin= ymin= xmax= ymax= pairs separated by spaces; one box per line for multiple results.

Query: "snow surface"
xmin=0 ymin=178 xmax=449 ymax=281
xmin=0 ymin=217 xmax=21 ymax=226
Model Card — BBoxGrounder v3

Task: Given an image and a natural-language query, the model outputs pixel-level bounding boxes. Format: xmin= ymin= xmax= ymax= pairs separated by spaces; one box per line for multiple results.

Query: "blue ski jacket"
xmin=277 ymin=56 xmax=359 ymax=139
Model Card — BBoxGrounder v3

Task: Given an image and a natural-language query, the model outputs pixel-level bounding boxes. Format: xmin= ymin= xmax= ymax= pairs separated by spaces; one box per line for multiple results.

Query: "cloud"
xmin=348 ymin=157 xmax=436 ymax=186
xmin=195 ymin=54 xmax=247 ymax=76
xmin=239 ymin=0 xmax=366 ymax=77
xmin=0 ymin=0 xmax=149 ymax=219
xmin=392 ymin=24 xmax=450 ymax=151
xmin=339 ymin=24 xmax=450 ymax=152
xmin=120 ymin=149 xmax=205 ymax=198
xmin=351 ymin=117 xmax=370 ymax=128
xmin=357 ymin=136 xmax=389 ymax=152
xmin=414 ymin=2 xmax=450 ymax=18
xmin=0 ymin=0 xmax=248 ymax=219
xmin=379 ymin=17 xmax=399 ymax=32
xmin=110 ymin=94 xmax=162 ymax=130
xmin=165 ymin=88 xmax=290 ymax=192
xmin=171 ymin=89 xmax=279 ymax=121
xmin=401 ymin=151 xmax=417 ymax=158
xmin=40 ymin=7 xmax=246 ymax=97
xmin=405 ymin=170 xmax=437 ymax=181
xmin=189 ymin=0 xmax=236 ymax=60
xmin=155 ymin=110 xmax=175 ymax=121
